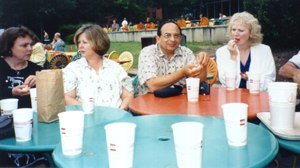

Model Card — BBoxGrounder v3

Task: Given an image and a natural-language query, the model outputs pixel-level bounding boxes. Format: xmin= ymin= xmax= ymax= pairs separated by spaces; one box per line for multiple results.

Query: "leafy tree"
xmin=244 ymin=0 xmax=300 ymax=49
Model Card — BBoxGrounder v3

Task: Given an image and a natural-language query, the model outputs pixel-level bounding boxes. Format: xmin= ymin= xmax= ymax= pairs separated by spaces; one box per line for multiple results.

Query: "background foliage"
xmin=0 ymin=0 xmax=298 ymax=50
xmin=244 ymin=0 xmax=300 ymax=49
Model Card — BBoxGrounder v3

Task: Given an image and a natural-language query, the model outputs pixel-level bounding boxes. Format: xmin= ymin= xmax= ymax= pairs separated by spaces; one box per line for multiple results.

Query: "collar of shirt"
xmin=156 ymin=43 xmax=184 ymax=60
xmin=77 ymin=57 xmax=110 ymax=70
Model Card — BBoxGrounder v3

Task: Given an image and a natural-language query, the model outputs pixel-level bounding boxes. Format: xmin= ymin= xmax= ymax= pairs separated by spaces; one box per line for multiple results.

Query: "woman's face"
xmin=11 ymin=36 xmax=33 ymax=61
xmin=77 ymin=33 xmax=97 ymax=58
xmin=231 ymin=22 xmax=251 ymax=45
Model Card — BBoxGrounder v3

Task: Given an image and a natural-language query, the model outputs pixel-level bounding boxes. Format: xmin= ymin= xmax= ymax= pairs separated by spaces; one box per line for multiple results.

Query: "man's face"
xmin=157 ymin=23 xmax=182 ymax=56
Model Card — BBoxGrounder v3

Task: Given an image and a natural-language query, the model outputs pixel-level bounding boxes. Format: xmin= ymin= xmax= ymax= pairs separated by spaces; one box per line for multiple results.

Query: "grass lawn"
xmin=67 ymin=41 xmax=222 ymax=69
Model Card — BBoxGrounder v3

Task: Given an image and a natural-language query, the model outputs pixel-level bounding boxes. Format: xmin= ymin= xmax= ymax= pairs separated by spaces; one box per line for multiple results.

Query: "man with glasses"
xmin=136 ymin=21 xmax=210 ymax=96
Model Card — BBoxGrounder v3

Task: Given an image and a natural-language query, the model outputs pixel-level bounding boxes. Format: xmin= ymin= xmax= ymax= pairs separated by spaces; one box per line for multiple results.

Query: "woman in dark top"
xmin=0 ymin=26 xmax=47 ymax=167
xmin=0 ymin=26 xmax=43 ymax=108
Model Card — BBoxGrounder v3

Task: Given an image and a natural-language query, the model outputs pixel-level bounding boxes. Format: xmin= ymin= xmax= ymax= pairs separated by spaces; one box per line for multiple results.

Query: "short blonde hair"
xmin=227 ymin=11 xmax=263 ymax=45
xmin=74 ymin=24 xmax=110 ymax=57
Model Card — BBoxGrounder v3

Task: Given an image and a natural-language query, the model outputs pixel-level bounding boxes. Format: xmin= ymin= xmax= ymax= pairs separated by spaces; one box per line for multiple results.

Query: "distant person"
xmin=216 ymin=11 xmax=276 ymax=91
xmin=63 ymin=24 xmax=133 ymax=110
xmin=137 ymin=21 xmax=144 ymax=30
xmin=136 ymin=21 xmax=210 ymax=96
xmin=216 ymin=12 xmax=227 ymax=25
xmin=185 ymin=16 xmax=192 ymax=27
xmin=121 ymin=18 xmax=128 ymax=31
xmin=145 ymin=17 xmax=155 ymax=30
xmin=51 ymin=32 xmax=65 ymax=51
xmin=30 ymin=35 xmax=47 ymax=67
xmin=279 ymin=51 xmax=300 ymax=83
xmin=43 ymin=30 xmax=50 ymax=45
xmin=111 ymin=19 xmax=120 ymax=32
xmin=176 ymin=16 xmax=186 ymax=28
xmin=199 ymin=14 xmax=209 ymax=26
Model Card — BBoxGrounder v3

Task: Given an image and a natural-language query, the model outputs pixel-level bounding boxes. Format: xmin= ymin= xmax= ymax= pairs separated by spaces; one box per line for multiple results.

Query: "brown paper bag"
xmin=36 ymin=69 xmax=65 ymax=123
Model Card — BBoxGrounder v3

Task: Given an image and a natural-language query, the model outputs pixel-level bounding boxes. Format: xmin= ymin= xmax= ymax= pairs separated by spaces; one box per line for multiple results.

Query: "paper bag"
xmin=36 ymin=69 xmax=65 ymax=123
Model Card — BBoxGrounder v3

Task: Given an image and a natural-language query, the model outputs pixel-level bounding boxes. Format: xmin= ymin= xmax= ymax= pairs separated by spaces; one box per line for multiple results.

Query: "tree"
xmin=244 ymin=0 xmax=300 ymax=49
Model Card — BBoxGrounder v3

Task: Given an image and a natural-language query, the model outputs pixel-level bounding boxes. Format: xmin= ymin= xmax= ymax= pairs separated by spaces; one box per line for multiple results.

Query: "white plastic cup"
xmin=81 ymin=98 xmax=94 ymax=114
xmin=12 ymin=108 xmax=33 ymax=142
xmin=58 ymin=111 xmax=85 ymax=156
xmin=172 ymin=122 xmax=204 ymax=168
xmin=247 ymin=73 xmax=260 ymax=94
xmin=30 ymin=88 xmax=37 ymax=113
xmin=186 ymin=77 xmax=200 ymax=102
xmin=225 ymin=72 xmax=236 ymax=91
xmin=0 ymin=98 xmax=19 ymax=115
xmin=105 ymin=122 xmax=136 ymax=168
xmin=270 ymin=102 xmax=295 ymax=130
xmin=222 ymin=103 xmax=248 ymax=147
xmin=268 ymin=82 xmax=297 ymax=103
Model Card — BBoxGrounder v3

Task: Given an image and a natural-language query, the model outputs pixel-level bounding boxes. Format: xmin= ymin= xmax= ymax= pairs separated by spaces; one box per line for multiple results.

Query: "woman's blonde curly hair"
xmin=227 ymin=11 xmax=263 ymax=45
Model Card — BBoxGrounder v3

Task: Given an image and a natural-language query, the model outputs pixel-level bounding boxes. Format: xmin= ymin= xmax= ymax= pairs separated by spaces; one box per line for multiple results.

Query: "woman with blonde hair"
xmin=63 ymin=24 xmax=133 ymax=110
xmin=216 ymin=11 xmax=276 ymax=91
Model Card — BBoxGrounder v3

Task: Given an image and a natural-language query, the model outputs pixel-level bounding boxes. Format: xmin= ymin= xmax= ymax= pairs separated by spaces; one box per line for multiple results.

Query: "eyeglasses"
xmin=162 ymin=33 xmax=182 ymax=40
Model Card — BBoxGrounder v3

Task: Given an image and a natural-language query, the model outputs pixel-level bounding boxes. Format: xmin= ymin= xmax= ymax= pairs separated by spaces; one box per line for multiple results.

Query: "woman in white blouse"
xmin=216 ymin=12 xmax=276 ymax=91
xmin=63 ymin=24 xmax=133 ymax=110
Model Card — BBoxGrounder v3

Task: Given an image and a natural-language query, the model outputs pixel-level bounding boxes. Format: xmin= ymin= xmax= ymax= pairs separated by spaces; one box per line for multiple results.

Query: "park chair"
xmin=206 ymin=58 xmax=218 ymax=85
xmin=48 ymin=53 xmax=71 ymax=69
xmin=119 ymin=51 xmax=134 ymax=73
xmin=108 ymin=51 xmax=120 ymax=60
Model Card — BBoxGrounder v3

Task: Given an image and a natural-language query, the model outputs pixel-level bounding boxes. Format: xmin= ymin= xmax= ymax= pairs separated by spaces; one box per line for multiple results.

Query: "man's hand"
xmin=183 ymin=64 xmax=204 ymax=77
xmin=196 ymin=52 xmax=210 ymax=66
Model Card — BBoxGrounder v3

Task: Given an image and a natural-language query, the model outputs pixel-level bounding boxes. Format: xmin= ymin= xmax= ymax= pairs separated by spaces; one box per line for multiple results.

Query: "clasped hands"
xmin=183 ymin=52 xmax=210 ymax=77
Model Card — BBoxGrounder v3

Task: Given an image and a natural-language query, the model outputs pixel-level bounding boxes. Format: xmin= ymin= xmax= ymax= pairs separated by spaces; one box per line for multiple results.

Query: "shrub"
xmin=244 ymin=0 xmax=300 ymax=49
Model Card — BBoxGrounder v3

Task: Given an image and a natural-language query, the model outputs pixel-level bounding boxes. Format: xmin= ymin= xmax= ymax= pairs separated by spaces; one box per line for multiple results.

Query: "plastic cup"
xmin=186 ymin=77 xmax=200 ymax=102
xmin=172 ymin=122 xmax=204 ymax=168
xmin=12 ymin=108 xmax=33 ymax=142
xmin=105 ymin=122 xmax=136 ymax=168
xmin=247 ymin=73 xmax=260 ymax=94
xmin=0 ymin=98 xmax=19 ymax=116
xmin=270 ymin=102 xmax=295 ymax=130
xmin=30 ymin=88 xmax=37 ymax=113
xmin=81 ymin=98 xmax=95 ymax=114
xmin=222 ymin=103 xmax=248 ymax=147
xmin=58 ymin=111 xmax=85 ymax=156
xmin=268 ymin=82 xmax=297 ymax=103
xmin=225 ymin=72 xmax=236 ymax=91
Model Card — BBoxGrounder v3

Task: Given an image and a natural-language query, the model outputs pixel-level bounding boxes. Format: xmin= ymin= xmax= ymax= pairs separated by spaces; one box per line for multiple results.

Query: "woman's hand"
xmin=227 ymin=39 xmax=238 ymax=60
xmin=24 ymin=75 xmax=36 ymax=88
xmin=12 ymin=85 xmax=30 ymax=96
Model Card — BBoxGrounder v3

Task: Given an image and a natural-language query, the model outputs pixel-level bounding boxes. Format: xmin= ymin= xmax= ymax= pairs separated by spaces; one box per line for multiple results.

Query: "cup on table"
xmin=222 ymin=103 xmax=248 ymax=147
xmin=268 ymin=82 xmax=297 ymax=130
xmin=12 ymin=108 xmax=33 ymax=142
xmin=186 ymin=77 xmax=200 ymax=102
xmin=247 ymin=73 xmax=260 ymax=94
xmin=172 ymin=122 xmax=204 ymax=168
xmin=0 ymin=98 xmax=19 ymax=116
xmin=105 ymin=122 xmax=136 ymax=168
xmin=81 ymin=98 xmax=95 ymax=114
xmin=225 ymin=71 xmax=236 ymax=91
xmin=30 ymin=88 xmax=37 ymax=113
xmin=58 ymin=111 xmax=85 ymax=156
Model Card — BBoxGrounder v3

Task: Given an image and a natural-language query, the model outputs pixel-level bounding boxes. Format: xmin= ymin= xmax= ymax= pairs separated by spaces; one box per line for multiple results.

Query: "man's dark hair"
xmin=157 ymin=21 xmax=182 ymax=36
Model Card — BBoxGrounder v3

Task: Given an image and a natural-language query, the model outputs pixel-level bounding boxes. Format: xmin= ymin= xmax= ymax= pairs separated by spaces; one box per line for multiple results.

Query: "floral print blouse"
xmin=63 ymin=57 xmax=133 ymax=108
